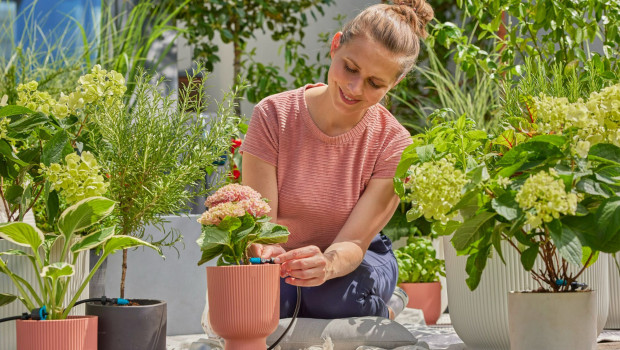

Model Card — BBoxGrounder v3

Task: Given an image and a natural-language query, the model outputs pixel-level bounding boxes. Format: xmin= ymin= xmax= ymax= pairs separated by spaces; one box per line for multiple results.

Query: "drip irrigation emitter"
xmin=0 ymin=297 xmax=129 ymax=324
xmin=249 ymin=257 xmax=301 ymax=350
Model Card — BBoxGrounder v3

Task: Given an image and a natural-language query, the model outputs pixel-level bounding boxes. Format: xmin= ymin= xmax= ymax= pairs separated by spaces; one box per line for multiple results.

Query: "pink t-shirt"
xmin=240 ymin=84 xmax=412 ymax=251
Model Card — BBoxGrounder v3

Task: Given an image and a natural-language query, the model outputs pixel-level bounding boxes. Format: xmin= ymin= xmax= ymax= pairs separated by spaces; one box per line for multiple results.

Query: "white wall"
xmin=177 ymin=1 xmax=377 ymax=117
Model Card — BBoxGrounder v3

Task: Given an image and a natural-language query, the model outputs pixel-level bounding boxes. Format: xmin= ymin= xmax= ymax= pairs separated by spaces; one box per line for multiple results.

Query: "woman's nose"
xmin=348 ymin=77 xmax=362 ymax=96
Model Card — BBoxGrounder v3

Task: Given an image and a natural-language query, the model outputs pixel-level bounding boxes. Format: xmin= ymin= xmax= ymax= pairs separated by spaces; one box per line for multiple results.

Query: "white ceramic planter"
xmin=443 ymin=236 xmax=609 ymax=350
xmin=607 ymin=253 xmax=620 ymax=329
xmin=508 ymin=291 xmax=597 ymax=350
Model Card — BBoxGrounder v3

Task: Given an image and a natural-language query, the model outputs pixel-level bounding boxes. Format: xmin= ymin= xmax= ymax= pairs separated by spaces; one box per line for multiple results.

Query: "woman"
xmin=241 ymin=0 xmax=434 ymax=320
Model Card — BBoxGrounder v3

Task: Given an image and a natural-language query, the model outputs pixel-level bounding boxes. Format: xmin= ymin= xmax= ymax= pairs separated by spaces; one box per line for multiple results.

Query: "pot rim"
xmin=85 ymin=299 xmax=167 ymax=308
xmin=16 ymin=315 xmax=98 ymax=323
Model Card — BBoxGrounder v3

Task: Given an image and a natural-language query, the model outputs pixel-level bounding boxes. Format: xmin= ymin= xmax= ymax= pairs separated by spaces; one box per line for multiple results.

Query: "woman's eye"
xmin=344 ymin=64 xmax=357 ymax=73
xmin=368 ymin=80 xmax=380 ymax=88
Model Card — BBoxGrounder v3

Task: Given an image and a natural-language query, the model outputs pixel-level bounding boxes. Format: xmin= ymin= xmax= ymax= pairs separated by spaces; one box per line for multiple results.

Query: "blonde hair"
xmin=340 ymin=0 xmax=434 ymax=76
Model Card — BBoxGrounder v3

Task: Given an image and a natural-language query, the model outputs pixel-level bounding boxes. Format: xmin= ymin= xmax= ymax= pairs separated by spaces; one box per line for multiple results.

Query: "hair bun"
xmin=392 ymin=0 xmax=434 ymax=38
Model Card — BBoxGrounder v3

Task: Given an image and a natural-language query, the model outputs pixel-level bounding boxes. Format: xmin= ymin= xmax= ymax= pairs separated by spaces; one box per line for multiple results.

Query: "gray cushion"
xmin=267 ymin=317 xmax=419 ymax=350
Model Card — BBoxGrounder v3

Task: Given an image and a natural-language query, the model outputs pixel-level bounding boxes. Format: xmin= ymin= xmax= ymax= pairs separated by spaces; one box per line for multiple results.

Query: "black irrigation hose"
xmin=0 ymin=314 xmax=26 ymax=323
xmin=268 ymin=286 xmax=301 ymax=350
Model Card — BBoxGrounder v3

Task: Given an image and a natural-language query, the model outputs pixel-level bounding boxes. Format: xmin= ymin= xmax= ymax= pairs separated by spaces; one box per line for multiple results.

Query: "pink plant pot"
xmin=400 ymin=281 xmax=442 ymax=325
xmin=16 ymin=315 xmax=98 ymax=350
xmin=207 ymin=264 xmax=280 ymax=350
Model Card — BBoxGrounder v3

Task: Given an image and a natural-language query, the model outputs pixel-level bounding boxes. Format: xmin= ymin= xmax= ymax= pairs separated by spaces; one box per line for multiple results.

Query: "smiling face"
xmin=326 ymin=32 xmax=404 ymax=119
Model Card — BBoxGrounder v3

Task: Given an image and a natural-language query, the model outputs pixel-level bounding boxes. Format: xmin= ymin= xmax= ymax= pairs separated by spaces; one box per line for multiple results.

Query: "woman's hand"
xmin=248 ymin=243 xmax=286 ymax=259
xmin=274 ymin=245 xmax=331 ymax=287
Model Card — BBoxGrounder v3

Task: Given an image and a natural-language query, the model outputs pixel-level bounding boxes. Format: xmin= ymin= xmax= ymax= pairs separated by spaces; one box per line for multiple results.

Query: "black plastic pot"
xmin=85 ymin=299 xmax=167 ymax=350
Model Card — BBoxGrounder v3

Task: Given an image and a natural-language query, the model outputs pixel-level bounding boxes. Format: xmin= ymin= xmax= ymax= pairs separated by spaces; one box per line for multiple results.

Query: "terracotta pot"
xmin=399 ymin=281 xmax=441 ymax=325
xmin=16 ymin=315 xmax=97 ymax=350
xmin=207 ymin=264 xmax=280 ymax=350
xmin=508 ymin=291 xmax=597 ymax=350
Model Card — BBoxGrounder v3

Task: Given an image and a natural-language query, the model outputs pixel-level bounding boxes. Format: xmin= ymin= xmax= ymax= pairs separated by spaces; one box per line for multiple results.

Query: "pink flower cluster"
xmin=198 ymin=184 xmax=271 ymax=226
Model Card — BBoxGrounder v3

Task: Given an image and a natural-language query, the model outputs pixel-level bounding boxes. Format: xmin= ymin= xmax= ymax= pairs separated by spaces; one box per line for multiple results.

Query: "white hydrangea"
xmin=515 ymin=169 xmax=579 ymax=229
xmin=404 ymin=157 xmax=468 ymax=224
xmin=42 ymin=152 xmax=109 ymax=204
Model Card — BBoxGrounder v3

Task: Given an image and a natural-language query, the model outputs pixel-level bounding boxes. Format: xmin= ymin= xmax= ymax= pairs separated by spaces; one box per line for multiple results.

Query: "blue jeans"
xmin=279 ymin=233 xmax=397 ymax=319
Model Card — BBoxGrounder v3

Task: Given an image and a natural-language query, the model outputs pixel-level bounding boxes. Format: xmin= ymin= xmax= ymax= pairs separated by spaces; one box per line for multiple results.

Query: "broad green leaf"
xmin=40 ymin=130 xmax=70 ymax=166
xmin=0 ymin=105 xmax=34 ymax=118
xmin=8 ymin=112 xmax=49 ymax=132
xmin=498 ymin=141 xmax=563 ymax=171
xmin=102 ymin=236 xmax=162 ymax=258
xmin=197 ymin=225 xmax=229 ymax=247
xmin=576 ymin=177 xmax=613 ymax=197
xmin=197 ymin=244 xmax=225 ymax=265
xmin=529 ymin=134 xmax=567 ymax=147
xmin=581 ymin=247 xmax=599 ymax=267
xmin=0 ymin=293 xmax=18 ymax=307
xmin=71 ymin=226 xmax=116 ymax=253
xmin=254 ymin=222 xmax=289 ymax=245
xmin=452 ymin=211 xmax=496 ymax=251
xmin=520 ymin=245 xmax=539 ymax=271
xmin=416 ymin=144 xmax=435 ymax=163
xmin=491 ymin=193 xmax=521 ymax=221
xmin=234 ymin=215 xmax=256 ymax=241
xmin=0 ymin=139 xmax=28 ymax=166
xmin=548 ymin=220 xmax=582 ymax=266
xmin=592 ymin=197 xmax=620 ymax=253
xmin=0 ymin=222 xmax=44 ymax=251
xmin=5 ymin=185 xmax=24 ymax=204
xmin=588 ymin=143 xmax=620 ymax=165
xmin=57 ymin=197 xmax=115 ymax=240
xmin=218 ymin=216 xmax=241 ymax=232
xmin=431 ymin=220 xmax=461 ymax=237
xmin=468 ymin=164 xmax=490 ymax=187
xmin=41 ymin=262 xmax=74 ymax=280
xmin=46 ymin=190 xmax=60 ymax=225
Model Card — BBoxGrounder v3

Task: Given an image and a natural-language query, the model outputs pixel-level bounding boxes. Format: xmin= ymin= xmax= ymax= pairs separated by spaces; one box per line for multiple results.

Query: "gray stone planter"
xmin=102 ymin=214 xmax=216 ymax=335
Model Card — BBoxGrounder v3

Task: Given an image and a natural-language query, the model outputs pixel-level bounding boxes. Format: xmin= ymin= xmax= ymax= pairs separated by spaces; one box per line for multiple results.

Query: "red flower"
xmin=232 ymin=169 xmax=241 ymax=179
xmin=230 ymin=138 xmax=242 ymax=154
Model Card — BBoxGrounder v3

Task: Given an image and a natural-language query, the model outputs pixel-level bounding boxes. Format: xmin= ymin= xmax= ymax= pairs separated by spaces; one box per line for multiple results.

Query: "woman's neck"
xmin=305 ymin=85 xmax=367 ymax=137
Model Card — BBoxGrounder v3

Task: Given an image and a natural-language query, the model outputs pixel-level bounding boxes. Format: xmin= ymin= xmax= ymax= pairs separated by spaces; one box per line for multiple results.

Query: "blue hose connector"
xmin=116 ymin=298 xmax=129 ymax=305
xmin=249 ymin=257 xmax=275 ymax=264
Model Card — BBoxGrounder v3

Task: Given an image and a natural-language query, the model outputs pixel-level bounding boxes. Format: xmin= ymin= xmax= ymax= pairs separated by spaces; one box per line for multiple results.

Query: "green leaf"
xmin=529 ymin=134 xmax=568 ymax=147
xmin=102 ymin=236 xmax=162 ymax=258
xmin=452 ymin=211 xmax=496 ymax=251
xmin=576 ymin=177 xmax=612 ymax=197
xmin=8 ymin=113 xmax=49 ymax=132
xmin=498 ymin=141 xmax=563 ymax=172
xmin=41 ymin=130 xmax=70 ymax=166
xmin=416 ymin=145 xmax=435 ymax=163
xmin=71 ymin=226 xmax=116 ymax=253
xmin=5 ymin=185 xmax=24 ymax=204
xmin=46 ymin=190 xmax=59 ymax=224
xmin=197 ymin=225 xmax=229 ymax=247
xmin=57 ymin=197 xmax=115 ymax=240
xmin=41 ymin=262 xmax=74 ymax=280
xmin=592 ymin=197 xmax=620 ymax=253
xmin=254 ymin=222 xmax=289 ymax=245
xmin=0 ymin=139 xmax=27 ymax=166
xmin=491 ymin=193 xmax=521 ymax=221
xmin=588 ymin=143 xmax=620 ymax=165
xmin=0 ymin=222 xmax=44 ymax=251
xmin=520 ymin=245 xmax=539 ymax=271
xmin=581 ymin=247 xmax=598 ymax=268
xmin=0 ymin=105 xmax=34 ymax=118
xmin=547 ymin=220 xmax=582 ymax=266
xmin=197 ymin=244 xmax=225 ymax=266
xmin=218 ymin=216 xmax=242 ymax=232
xmin=0 ymin=293 xmax=18 ymax=307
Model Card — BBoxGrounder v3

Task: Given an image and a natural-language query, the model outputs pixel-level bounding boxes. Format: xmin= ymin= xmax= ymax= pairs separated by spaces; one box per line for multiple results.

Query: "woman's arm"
xmin=242 ymin=152 xmax=286 ymax=257
xmin=275 ymin=178 xmax=400 ymax=286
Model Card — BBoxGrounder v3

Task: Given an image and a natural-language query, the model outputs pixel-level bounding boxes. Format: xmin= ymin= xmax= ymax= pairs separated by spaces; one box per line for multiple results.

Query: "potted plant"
xmin=0 ymin=196 xmax=159 ymax=350
xmin=196 ymin=183 xmax=290 ymax=350
xmin=81 ymin=65 xmax=245 ymax=350
xmin=394 ymin=236 xmax=445 ymax=325
xmin=396 ymin=61 xmax=620 ymax=349
xmin=0 ymin=63 xmax=130 ymax=348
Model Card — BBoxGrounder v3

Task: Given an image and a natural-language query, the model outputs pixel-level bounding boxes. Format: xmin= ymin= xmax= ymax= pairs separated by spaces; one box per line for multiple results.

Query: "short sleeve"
xmin=240 ymin=103 xmax=279 ymax=166
xmin=372 ymin=131 xmax=412 ymax=179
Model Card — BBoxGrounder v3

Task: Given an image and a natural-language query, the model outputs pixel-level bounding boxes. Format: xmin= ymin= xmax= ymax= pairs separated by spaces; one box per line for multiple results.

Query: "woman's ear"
xmin=330 ymin=32 xmax=343 ymax=58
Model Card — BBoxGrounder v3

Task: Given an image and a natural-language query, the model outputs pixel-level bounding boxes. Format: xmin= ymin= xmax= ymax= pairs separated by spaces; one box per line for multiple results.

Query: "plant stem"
xmin=120 ymin=249 xmax=127 ymax=299
xmin=62 ymin=252 xmax=107 ymax=319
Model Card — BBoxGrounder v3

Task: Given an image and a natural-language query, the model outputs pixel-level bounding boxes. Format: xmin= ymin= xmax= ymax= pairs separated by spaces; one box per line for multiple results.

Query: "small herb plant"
xmin=0 ymin=197 xmax=160 ymax=320
xmin=395 ymin=237 xmax=445 ymax=284
xmin=196 ymin=184 xmax=290 ymax=266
